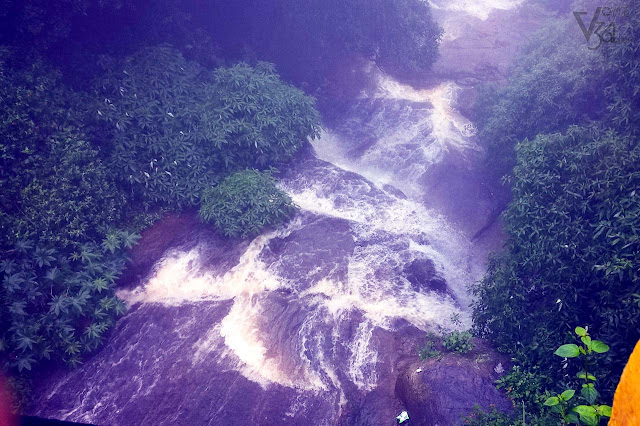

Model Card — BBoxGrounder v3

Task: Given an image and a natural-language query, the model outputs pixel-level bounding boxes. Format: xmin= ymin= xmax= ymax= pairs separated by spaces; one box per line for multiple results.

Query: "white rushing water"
xmin=116 ymin=70 xmax=487 ymax=393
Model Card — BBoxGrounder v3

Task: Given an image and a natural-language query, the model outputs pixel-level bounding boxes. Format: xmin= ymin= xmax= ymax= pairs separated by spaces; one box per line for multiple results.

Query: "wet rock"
xmin=118 ymin=211 xmax=248 ymax=289
xmin=403 ymin=259 xmax=449 ymax=296
xmin=395 ymin=340 xmax=512 ymax=425
xmin=261 ymin=214 xmax=354 ymax=288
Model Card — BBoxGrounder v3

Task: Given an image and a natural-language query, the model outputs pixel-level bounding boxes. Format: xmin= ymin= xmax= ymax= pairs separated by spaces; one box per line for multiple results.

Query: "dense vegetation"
xmin=0 ymin=0 xmax=443 ymax=411
xmin=213 ymin=0 xmax=443 ymax=83
xmin=199 ymin=170 xmax=298 ymax=238
xmin=0 ymin=45 xmax=318 ymax=377
xmin=94 ymin=46 xmax=319 ymax=207
xmin=472 ymin=0 xmax=640 ymax=419
xmin=472 ymin=21 xmax=606 ymax=180
xmin=0 ymin=50 xmax=132 ymax=372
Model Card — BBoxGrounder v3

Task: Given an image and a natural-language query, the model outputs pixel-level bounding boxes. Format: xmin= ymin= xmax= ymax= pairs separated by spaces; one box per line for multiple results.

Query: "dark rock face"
xmin=117 ymin=212 xmax=249 ymax=290
xmin=403 ymin=259 xmax=449 ymax=296
xmin=395 ymin=341 xmax=512 ymax=425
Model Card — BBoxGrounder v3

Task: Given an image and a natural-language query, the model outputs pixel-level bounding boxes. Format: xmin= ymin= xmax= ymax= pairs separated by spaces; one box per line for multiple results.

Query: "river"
xmin=30 ymin=1 xmax=549 ymax=424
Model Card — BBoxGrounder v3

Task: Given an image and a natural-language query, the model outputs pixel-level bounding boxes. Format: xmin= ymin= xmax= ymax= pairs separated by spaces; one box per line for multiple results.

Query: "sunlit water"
xmin=31 ymin=2 xmax=525 ymax=424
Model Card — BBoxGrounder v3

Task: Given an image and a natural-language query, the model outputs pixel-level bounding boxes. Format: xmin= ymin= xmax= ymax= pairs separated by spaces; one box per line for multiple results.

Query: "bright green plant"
xmin=544 ymin=327 xmax=612 ymax=425
xmin=199 ymin=169 xmax=297 ymax=239
xmin=442 ymin=330 xmax=474 ymax=354
xmin=496 ymin=365 xmax=551 ymax=414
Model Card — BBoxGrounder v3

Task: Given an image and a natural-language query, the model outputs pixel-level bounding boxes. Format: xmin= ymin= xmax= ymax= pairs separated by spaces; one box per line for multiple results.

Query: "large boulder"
xmin=395 ymin=339 xmax=511 ymax=425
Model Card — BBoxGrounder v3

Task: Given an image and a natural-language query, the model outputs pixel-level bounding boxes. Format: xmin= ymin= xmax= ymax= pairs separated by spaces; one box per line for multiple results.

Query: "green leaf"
xmin=560 ymin=389 xmax=575 ymax=401
xmin=597 ymin=405 xmax=612 ymax=417
xmin=581 ymin=385 xmax=599 ymax=404
xmin=581 ymin=336 xmax=592 ymax=348
xmin=555 ymin=344 xmax=580 ymax=358
xmin=544 ymin=396 xmax=559 ymax=406
xmin=575 ymin=326 xmax=587 ymax=337
xmin=573 ymin=406 xmax=598 ymax=426
xmin=577 ymin=371 xmax=596 ymax=381
xmin=590 ymin=340 xmax=609 ymax=353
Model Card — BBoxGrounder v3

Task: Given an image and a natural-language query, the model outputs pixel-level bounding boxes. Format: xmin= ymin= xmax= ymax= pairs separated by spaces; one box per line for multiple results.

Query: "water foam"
xmin=428 ymin=0 xmax=523 ymax=20
xmin=311 ymin=75 xmax=480 ymax=199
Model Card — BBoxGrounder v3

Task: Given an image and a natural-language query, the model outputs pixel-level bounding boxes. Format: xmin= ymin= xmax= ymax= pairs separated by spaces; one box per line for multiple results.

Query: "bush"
xmin=473 ymin=19 xmax=605 ymax=180
xmin=0 ymin=233 xmax=135 ymax=372
xmin=472 ymin=126 xmax=640 ymax=399
xmin=0 ymin=50 xmax=123 ymax=248
xmin=418 ymin=333 xmax=441 ymax=360
xmin=95 ymin=46 xmax=320 ymax=208
xmin=199 ymin=170 xmax=297 ymax=239
xmin=496 ymin=366 xmax=551 ymax=414
xmin=442 ymin=330 xmax=474 ymax=354
xmin=211 ymin=0 xmax=442 ymax=86
xmin=461 ymin=405 xmax=520 ymax=426
xmin=0 ymin=48 xmax=138 ymax=374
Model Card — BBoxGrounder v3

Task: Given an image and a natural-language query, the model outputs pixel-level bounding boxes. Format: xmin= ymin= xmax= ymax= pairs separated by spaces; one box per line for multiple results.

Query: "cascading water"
xmin=30 ymin=2 xmax=543 ymax=424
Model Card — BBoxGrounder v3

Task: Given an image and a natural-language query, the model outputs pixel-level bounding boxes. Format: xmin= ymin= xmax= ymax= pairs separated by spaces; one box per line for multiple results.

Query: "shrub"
xmin=95 ymin=46 xmax=320 ymax=208
xmin=0 ymin=49 xmax=138 ymax=374
xmin=0 ymin=232 xmax=136 ymax=372
xmin=473 ymin=19 xmax=605 ymax=180
xmin=461 ymin=405 xmax=520 ymax=426
xmin=496 ymin=365 xmax=551 ymax=414
xmin=544 ymin=327 xmax=612 ymax=425
xmin=472 ymin=126 xmax=640 ymax=399
xmin=442 ymin=330 xmax=474 ymax=354
xmin=210 ymin=0 xmax=441 ymax=87
xmin=199 ymin=170 xmax=297 ymax=239
xmin=418 ymin=333 xmax=441 ymax=360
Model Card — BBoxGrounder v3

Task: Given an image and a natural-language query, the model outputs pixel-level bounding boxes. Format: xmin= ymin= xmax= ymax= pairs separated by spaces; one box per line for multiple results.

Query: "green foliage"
xmin=461 ymin=404 xmax=525 ymax=426
xmin=0 ymin=48 xmax=124 ymax=247
xmin=599 ymin=0 xmax=640 ymax=137
xmin=95 ymin=46 xmax=320 ymax=208
xmin=473 ymin=19 xmax=606 ymax=180
xmin=496 ymin=365 xmax=551 ymax=415
xmin=0 ymin=48 xmax=139 ymax=375
xmin=0 ymin=0 xmax=134 ymax=48
xmin=418 ymin=332 xmax=441 ymax=360
xmin=0 ymin=231 xmax=136 ymax=372
xmin=442 ymin=330 xmax=474 ymax=354
xmin=544 ymin=327 xmax=612 ymax=425
xmin=199 ymin=170 xmax=297 ymax=239
xmin=472 ymin=125 xmax=640 ymax=399
xmin=214 ymin=0 xmax=442 ymax=85
xmin=476 ymin=1 xmax=640 ymax=181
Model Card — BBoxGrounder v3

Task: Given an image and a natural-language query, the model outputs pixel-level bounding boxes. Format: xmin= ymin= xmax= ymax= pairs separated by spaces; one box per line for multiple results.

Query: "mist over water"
xmin=30 ymin=1 xmax=530 ymax=424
